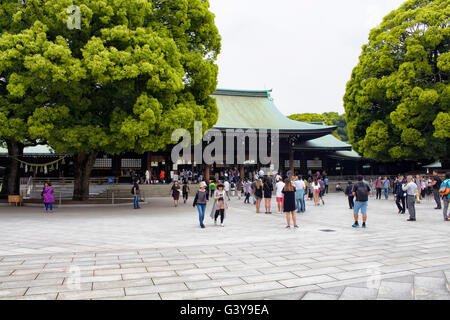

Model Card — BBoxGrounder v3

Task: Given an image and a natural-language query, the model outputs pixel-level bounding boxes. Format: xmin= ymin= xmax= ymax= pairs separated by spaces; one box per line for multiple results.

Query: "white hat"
xmin=200 ymin=181 xmax=207 ymax=188
xmin=258 ymin=170 xmax=265 ymax=176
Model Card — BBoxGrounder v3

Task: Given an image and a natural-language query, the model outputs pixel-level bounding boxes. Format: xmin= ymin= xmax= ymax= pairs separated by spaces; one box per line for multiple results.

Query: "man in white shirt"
xmin=275 ymin=178 xmax=285 ymax=213
xmin=224 ymin=180 xmax=231 ymax=201
xmin=145 ymin=170 xmax=150 ymax=184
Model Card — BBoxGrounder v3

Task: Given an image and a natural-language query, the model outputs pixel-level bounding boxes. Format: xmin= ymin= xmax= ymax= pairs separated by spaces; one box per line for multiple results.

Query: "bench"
xmin=8 ymin=195 xmax=23 ymax=206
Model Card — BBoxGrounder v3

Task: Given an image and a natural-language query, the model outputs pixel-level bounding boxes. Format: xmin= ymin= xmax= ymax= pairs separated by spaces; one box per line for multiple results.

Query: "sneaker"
xmin=321 ymin=199 xmax=325 ymax=205
xmin=362 ymin=224 xmax=366 ymax=228
xmin=200 ymin=224 xmax=205 ymax=229
xmin=352 ymin=223 xmax=360 ymax=228
xmin=214 ymin=221 xmax=217 ymax=225
xmin=294 ymin=225 xmax=299 ymax=229
xmin=407 ymin=218 xmax=416 ymax=221
xmin=285 ymin=225 xmax=291 ymax=229
xmin=221 ymin=223 xmax=224 ymax=227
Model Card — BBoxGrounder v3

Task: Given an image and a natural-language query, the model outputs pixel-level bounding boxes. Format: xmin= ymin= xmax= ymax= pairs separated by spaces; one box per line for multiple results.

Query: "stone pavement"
xmin=0 ymin=193 xmax=448 ymax=300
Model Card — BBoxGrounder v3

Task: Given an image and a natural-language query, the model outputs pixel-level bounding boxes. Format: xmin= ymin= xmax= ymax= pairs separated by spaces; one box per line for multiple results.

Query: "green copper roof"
xmin=212 ymin=89 xmax=335 ymax=132
xmin=294 ymin=134 xmax=353 ymax=151
xmin=0 ymin=145 xmax=54 ymax=155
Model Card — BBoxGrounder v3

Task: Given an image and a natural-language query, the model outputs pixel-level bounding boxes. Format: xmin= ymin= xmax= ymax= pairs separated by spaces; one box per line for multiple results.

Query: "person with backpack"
xmin=352 ymin=176 xmax=371 ymax=228
xmin=430 ymin=170 xmax=442 ymax=210
xmin=344 ymin=181 xmax=354 ymax=209
xmin=210 ymin=181 xmax=215 ymax=198
xmin=440 ymin=172 xmax=450 ymax=221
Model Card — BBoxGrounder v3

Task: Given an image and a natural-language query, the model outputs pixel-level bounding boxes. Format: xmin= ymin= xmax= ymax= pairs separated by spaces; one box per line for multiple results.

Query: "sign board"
xmin=307 ymin=160 xmax=322 ymax=168
xmin=284 ymin=160 xmax=300 ymax=168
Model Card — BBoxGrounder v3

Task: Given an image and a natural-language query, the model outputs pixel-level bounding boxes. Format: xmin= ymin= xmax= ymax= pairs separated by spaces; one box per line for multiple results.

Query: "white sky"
xmin=209 ymin=0 xmax=405 ymax=115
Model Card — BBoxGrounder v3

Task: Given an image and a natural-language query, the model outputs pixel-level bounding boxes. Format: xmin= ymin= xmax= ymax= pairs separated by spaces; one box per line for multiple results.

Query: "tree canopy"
xmin=288 ymin=112 xmax=348 ymax=142
xmin=344 ymin=0 xmax=449 ymax=162
xmin=0 ymin=0 xmax=221 ymax=199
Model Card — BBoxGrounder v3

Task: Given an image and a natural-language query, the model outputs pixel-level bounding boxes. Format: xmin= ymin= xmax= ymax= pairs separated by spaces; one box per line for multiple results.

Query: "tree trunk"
xmin=72 ymin=151 xmax=97 ymax=201
xmin=0 ymin=140 xmax=24 ymax=198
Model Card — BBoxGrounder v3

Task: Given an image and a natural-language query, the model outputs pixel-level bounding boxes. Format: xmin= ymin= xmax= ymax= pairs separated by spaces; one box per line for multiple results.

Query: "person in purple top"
xmin=42 ymin=183 xmax=55 ymax=213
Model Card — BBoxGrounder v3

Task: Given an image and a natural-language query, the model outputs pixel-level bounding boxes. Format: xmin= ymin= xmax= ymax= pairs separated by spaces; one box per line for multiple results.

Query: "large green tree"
xmin=288 ymin=112 xmax=349 ymax=141
xmin=0 ymin=0 xmax=53 ymax=197
xmin=1 ymin=0 xmax=221 ymax=200
xmin=344 ymin=0 xmax=449 ymax=164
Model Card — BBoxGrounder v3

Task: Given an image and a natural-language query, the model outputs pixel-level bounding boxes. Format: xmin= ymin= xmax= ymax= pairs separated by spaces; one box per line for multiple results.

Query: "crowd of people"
xmin=187 ymin=170 xmax=331 ymax=229
xmin=41 ymin=168 xmax=450 ymax=228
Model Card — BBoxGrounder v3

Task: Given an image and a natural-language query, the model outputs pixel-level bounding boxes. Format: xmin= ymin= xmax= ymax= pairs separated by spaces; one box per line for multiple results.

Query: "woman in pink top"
xmin=42 ymin=183 xmax=55 ymax=213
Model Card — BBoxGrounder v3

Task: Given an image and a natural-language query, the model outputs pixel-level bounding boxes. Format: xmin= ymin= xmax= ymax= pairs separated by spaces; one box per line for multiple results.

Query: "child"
xmin=210 ymin=183 xmax=229 ymax=227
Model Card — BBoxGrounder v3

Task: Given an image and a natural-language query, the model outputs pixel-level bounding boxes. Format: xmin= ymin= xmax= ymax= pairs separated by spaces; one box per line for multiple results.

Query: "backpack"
xmin=130 ymin=187 xmax=134 ymax=195
xmin=354 ymin=182 xmax=369 ymax=201
xmin=439 ymin=179 xmax=450 ymax=196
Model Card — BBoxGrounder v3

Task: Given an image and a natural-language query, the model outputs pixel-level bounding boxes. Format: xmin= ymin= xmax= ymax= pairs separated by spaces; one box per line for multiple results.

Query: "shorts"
xmin=276 ymin=197 xmax=283 ymax=203
xmin=354 ymin=201 xmax=368 ymax=215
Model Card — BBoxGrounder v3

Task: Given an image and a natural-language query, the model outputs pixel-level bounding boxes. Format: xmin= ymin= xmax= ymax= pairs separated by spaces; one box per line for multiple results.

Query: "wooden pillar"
xmin=146 ymin=152 xmax=152 ymax=182
xmin=289 ymin=149 xmax=294 ymax=176
xmin=205 ymin=164 xmax=211 ymax=182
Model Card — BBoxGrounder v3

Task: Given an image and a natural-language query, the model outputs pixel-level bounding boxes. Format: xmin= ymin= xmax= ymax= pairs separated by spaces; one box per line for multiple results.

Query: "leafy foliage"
xmin=344 ymin=0 xmax=449 ymax=161
xmin=0 ymin=0 xmax=221 ymax=155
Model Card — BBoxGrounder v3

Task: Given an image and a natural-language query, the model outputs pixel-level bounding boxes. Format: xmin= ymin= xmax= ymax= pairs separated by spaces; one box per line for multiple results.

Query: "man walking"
xmin=430 ymin=170 xmax=442 ymax=209
xmin=375 ymin=176 xmax=383 ymax=199
xmin=132 ymin=178 xmax=141 ymax=209
xmin=394 ymin=175 xmax=406 ymax=214
xmin=441 ymin=172 xmax=450 ymax=221
xmin=383 ymin=176 xmax=390 ymax=200
xmin=402 ymin=176 xmax=418 ymax=221
xmin=224 ymin=179 xmax=231 ymax=201
xmin=352 ymin=176 xmax=371 ymax=228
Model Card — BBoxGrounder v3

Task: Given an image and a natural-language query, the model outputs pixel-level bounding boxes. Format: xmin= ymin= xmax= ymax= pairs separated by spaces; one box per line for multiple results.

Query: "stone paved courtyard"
xmin=0 ymin=193 xmax=449 ymax=300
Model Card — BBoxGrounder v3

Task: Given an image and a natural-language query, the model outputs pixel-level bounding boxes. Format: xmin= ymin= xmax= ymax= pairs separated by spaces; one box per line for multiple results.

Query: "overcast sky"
xmin=209 ymin=0 xmax=405 ymax=116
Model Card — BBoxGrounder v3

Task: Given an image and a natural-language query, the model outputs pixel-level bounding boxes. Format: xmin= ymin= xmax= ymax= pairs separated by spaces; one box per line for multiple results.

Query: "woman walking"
xmin=210 ymin=183 xmax=229 ymax=227
xmin=42 ymin=183 xmax=55 ymax=213
xmin=254 ymin=179 xmax=263 ymax=213
xmin=263 ymin=176 xmax=273 ymax=214
xmin=182 ymin=181 xmax=190 ymax=204
xmin=312 ymin=178 xmax=320 ymax=206
xmin=282 ymin=179 xmax=298 ymax=229
xmin=193 ymin=182 xmax=209 ymax=228
xmin=170 ymin=181 xmax=181 ymax=207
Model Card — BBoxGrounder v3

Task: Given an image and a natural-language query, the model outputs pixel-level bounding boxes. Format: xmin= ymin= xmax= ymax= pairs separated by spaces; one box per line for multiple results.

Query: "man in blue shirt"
xmin=442 ymin=172 xmax=450 ymax=221
xmin=383 ymin=176 xmax=390 ymax=200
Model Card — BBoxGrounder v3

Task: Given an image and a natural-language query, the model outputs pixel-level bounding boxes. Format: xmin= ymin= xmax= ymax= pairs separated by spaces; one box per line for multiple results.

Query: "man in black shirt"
xmin=352 ymin=176 xmax=371 ymax=228
xmin=133 ymin=178 xmax=141 ymax=209
xmin=430 ymin=171 xmax=442 ymax=209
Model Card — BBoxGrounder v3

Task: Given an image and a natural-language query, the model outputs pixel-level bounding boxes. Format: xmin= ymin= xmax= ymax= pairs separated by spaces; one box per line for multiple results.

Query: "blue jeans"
xmin=197 ymin=204 xmax=207 ymax=225
xmin=45 ymin=203 xmax=53 ymax=211
xmin=296 ymin=198 xmax=306 ymax=212
xmin=134 ymin=195 xmax=140 ymax=208
xmin=384 ymin=188 xmax=389 ymax=199
xmin=295 ymin=190 xmax=305 ymax=212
